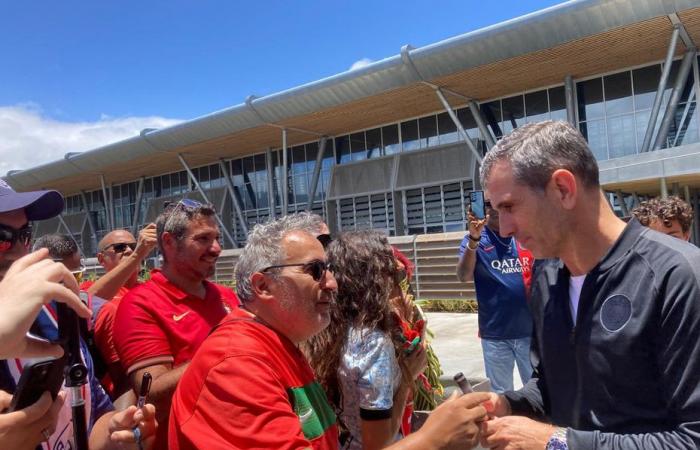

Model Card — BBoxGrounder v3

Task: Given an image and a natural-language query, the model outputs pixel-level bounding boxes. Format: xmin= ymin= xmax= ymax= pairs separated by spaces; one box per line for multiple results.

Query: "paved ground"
xmin=423 ymin=312 xmax=524 ymax=391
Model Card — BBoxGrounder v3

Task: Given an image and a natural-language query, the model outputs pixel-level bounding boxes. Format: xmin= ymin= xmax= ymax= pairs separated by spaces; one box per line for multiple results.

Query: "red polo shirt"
xmin=113 ymin=269 xmax=238 ymax=375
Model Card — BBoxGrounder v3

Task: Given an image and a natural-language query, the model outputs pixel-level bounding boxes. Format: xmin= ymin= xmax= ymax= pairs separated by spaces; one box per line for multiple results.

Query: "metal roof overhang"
xmin=6 ymin=0 xmax=700 ymax=194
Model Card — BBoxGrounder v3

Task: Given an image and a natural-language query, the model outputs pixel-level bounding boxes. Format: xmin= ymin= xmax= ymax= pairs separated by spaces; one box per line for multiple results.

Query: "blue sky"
xmin=0 ymin=0 xmax=561 ymax=172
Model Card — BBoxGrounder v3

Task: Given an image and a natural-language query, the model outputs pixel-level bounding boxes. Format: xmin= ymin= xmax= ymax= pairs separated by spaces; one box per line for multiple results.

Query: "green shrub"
xmin=415 ymin=299 xmax=478 ymax=313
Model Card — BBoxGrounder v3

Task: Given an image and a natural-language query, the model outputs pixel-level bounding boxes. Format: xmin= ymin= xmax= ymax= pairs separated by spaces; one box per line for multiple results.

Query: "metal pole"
xmin=685 ymin=185 xmax=692 ymax=204
xmin=282 ymin=129 xmax=289 ymax=215
xmin=218 ymin=159 xmax=249 ymax=236
xmin=79 ymin=190 xmax=98 ymax=253
xmin=99 ymin=175 xmax=113 ymax=230
xmin=671 ymin=88 xmax=696 ymax=147
xmin=266 ymin=149 xmax=276 ymax=219
xmin=565 ymin=75 xmax=576 ymax=126
xmin=435 ymin=89 xmax=483 ymax=164
xmin=307 ymin=137 xmax=329 ymax=211
xmin=468 ymin=100 xmax=497 ymax=149
xmin=615 ymin=190 xmax=630 ymax=216
xmin=177 ymin=154 xmax=238 ymax=248
xmin=641 ymin=26 xmax=681 ymax=152
xmin=632 ymin=192 xmax=640 ymax=208
xmin=653 ymin=49 xmax=696 ymax=151
xmin=660 ymin=177 xmax=669 ymax=198
xmin=132 ymin=177 xmax=144 ymax=231
xmin=108 ymin=183 xmax=115 ymax=230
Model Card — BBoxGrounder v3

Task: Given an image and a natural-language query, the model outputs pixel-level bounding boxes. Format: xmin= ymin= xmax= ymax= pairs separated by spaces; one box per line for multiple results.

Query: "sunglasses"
xmin=102 ymin=242 xmax=137 ymax=254
xmin=163 ymin=198 xmax=205 ymax=228
xmin=316 ymin=233 xmax=332 ymax=249
xmin=0 ymin=223 xmax=32 ymax=252
xmin=262 ymin=259 xmax=329 ymax=282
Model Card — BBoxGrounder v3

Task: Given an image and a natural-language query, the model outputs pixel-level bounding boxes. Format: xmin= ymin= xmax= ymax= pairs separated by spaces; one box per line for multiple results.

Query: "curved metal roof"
xmin=6 ymin=0 xmax=700 ymax=191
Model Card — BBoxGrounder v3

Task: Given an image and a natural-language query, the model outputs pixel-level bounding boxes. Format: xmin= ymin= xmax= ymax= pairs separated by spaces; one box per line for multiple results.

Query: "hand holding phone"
xmin=469 ymin=191 xmax=486 ymax=220
xmin=8 ymin=356 xmax=66 ymax=412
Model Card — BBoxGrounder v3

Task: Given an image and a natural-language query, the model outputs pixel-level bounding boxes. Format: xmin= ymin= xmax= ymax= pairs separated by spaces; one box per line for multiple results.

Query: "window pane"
xmin=424 ymin=186 xmax=442 ymax=224
xmin=401 ymin=120 xmax=420 ymax=152
xmin=335 ymin=135 xmax=351 ymax=164
xmin=604 ymin=72 xmax=633 ymax=116
xmin=354 ymin=196 xmax=370 ymax=230
xmin=577 ymin=78 xmax=604 ymax=121
xmin=405 ymin=189 xmax=424 ymax=226
xmin=350 ymin=132 xmax=366 ymax=161
xmin=580 ymin=119 xmax=608 ymax=160
xmin=382 ymin=125 xmax=400 ymax=155
xmin=633 ymin=65 xmax=661 ymax=110
xmin=291 ymin=146 xmax=306 ymax=175
xmin=525 ymin=90 xmax=549 ymax=123
xmin=437 ymin=112 xmax=459 ymax=145
xmin=607 ymin=114 xmax=636 ymax=158
xmin=480 ymin=101 xmax=503 ymax=138
xmin=502 ymin=95 xmax=525 ymax=133
xmin=365 ymin=128 xmax=382 ymax=158
xmin=549 ymin=86 xmax=567 ymax=121
xmin=457 ymin=107 xmax=478 ymax=139
xmin=418 ymin=115 xmax=439 ymax=148
xmin=305 ymin=142 xmax=319 ymax=173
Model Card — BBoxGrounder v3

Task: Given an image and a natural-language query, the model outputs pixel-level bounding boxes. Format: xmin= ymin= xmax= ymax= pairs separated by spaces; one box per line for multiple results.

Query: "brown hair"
xmin=632 ymin=196 xmax=694 ymax=233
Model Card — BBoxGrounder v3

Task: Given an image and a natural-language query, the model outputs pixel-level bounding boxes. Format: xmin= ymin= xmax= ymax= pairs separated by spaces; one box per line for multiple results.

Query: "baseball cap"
xmin=0 ymin=179 xmax=64 ymax=220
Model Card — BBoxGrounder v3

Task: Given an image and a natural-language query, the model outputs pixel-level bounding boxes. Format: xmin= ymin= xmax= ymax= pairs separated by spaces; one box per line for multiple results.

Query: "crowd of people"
xmin=0 ymin=119 xmax=699 ymax=450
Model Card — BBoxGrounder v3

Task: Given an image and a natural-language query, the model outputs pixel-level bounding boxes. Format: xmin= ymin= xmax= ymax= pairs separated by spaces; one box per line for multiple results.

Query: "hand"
xmin=134 ymin=223 xmax=158 ymax=259
xmin=480 ymin=416 xmax=555 ymax=450
xmin=0 ymin=249 xmax=91 ymax=359
xmin=405 ymin=344 xmax=428 ymax=380
xmin=486 ymin=392 xmax=511 ymax=417
xmin=467 ymin=210 xmax=487 ymax=240
xmin=0 ymin=390 xmax=65 ymax=450
xmin=418 ymin=391 xmax=490 ymax=450
xmin=109 ymin=403 xmax=157 ymax=450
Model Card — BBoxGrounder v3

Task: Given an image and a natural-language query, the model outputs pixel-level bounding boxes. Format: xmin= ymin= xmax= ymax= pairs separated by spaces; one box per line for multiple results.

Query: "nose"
xmin=322 ymin=269 xmax=338 ymax=291
xmin=210 ymin=238 xmax=222 ymax=255
xmin=123 ymin=245 xmax=134 ymax=257
xmin=498 ymin=213 xmax=516 ymax=237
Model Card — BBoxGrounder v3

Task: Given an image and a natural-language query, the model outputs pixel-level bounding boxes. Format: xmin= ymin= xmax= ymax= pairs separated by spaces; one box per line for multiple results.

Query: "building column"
xmin=565 ymin=75 xmax=576 ymax=126
xmin=653 ymin=49 xmax=697 ymax=151
xmin=660 ymin=177 xmax=669 ymax=198
xmin=307 ymin=137 xmax=329 ymax=211
xmin=218 ymin=159 xmax=249 ymax=237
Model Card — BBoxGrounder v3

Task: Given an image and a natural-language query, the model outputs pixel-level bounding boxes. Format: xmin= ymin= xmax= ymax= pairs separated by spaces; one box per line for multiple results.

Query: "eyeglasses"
xmin=316 ymin=234 xmax=332 ymax=249
xmin=0 ymin=223 xmax=32 ymax=252
xmin=261 ymin=259 xmax=329 ymax=282
xmin=102 ymin=242 xmax=137 ymax=254
xmin=163 ymin=198 xmax=204 ymax=228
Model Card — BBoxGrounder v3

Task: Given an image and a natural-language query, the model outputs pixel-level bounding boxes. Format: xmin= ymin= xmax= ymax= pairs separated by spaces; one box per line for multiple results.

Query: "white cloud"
xmin=349 ymin=58 xmax=373 ymax=71
xmin=0 ymin=104 xmax=183 ymax=174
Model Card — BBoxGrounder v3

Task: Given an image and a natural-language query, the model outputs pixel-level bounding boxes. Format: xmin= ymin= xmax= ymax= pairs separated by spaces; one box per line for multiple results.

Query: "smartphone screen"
xmin=470 ymin=190 xmax=485 ymax=219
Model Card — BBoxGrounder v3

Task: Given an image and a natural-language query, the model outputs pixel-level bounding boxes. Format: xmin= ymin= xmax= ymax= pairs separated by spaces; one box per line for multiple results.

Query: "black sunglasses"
xmin=316 ymin=233 xmax=332 ymax=249
xmin=262 ymin=259 xmax=328 ymax=282
xmin=0 ymin=223 xmax=32 ymax=252
xmin=102 ymin=242 xmax=137 ymax=254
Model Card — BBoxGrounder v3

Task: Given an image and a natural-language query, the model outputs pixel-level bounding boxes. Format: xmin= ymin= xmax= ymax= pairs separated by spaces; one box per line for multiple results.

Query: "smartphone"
xmin=453 ymin=372 xmax=473 ymax=394
xmin=469 ymin=191 xmax=486 ymax=220
xmin=8 ymin=355 xmax=66 ymax=412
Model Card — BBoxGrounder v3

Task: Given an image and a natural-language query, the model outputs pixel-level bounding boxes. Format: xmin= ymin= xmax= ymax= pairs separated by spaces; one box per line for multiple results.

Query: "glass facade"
xmin=58 ymin=57 xmax=700 ymax=249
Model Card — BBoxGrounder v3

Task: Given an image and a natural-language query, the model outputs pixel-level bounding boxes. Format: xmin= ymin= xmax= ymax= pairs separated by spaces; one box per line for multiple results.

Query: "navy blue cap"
xmin=0 ymin=179 xmax=64 ymax=220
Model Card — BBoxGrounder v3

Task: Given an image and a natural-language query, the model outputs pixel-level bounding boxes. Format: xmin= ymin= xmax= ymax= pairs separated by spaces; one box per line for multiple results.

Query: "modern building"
xmin=6 ymin=0 xmax=700 ymax=259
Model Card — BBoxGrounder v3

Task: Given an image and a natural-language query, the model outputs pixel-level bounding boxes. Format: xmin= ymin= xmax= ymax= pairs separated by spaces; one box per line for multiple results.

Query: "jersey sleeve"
xmin=173 ymin=355 xmax=314 ymax=450
xmin=113 ymin=291 xmax=174 ymax=374
xmin=352 ymin=332 xmax=396 ymax=419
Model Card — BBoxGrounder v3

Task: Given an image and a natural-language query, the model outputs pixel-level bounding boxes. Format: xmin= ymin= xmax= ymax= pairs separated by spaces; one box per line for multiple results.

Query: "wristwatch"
xmin=545 ymin=427 xmax=568 ymax=450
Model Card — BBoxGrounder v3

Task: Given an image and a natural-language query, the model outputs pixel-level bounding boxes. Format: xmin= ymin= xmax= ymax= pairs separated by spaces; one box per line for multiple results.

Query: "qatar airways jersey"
xmin=459 ymin=227 xmax=534 ymax=339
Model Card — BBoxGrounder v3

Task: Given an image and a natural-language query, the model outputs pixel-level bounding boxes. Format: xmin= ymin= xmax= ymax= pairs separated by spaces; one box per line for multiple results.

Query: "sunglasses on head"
xmin=0 ymin=223 xmax=32 ymax=252
xmin=316 ymin=233 xmax=332 ymax=249
xmin=102 ymin=242 xmax=137 ymax=254
xmin=163 ymin=198 xmax=205 ymax=228
xmin=262 ymin=259 xmax=328 ymax=282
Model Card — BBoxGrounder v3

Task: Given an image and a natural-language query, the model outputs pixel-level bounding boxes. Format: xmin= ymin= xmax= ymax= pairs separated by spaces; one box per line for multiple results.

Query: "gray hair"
xmin=234 ymin=213 xmax=320 ymax=303
xmin=155 ymin=200 xmax=217 ymax=262
xmin=33 ymin=234 xmax=78 ymax=260
xmin=480 ymin=121 xmax=599 ymax=192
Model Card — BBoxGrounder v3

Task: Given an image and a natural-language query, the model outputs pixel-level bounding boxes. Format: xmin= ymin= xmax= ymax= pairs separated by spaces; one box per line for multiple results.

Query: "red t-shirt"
xmin=94 ymin=286 xmax=132 ymax=366
xmin=169 ymin=309 xmax=339 ymax=450
xmin=113 ymin=270 xmax=238 ymax=375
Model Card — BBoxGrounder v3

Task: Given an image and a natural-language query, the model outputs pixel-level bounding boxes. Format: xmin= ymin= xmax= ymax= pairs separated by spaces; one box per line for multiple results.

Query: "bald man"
xmin=85 ymin=224 xmax=157 ymax=398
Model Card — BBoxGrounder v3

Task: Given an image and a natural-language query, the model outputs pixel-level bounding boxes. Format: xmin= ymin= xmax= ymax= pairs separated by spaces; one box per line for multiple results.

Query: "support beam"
xmin=669 ymin=13 xmax=696 ymax=49
xmin=660 ymin=177 xmax=669 ymax=199
xmin=641 ymin=26 xmax=681 ymax=152
xmin=132 ymin=177 xmax=145 ymax=231
xmin=266 ymin=149 xmax=276 ymax=218
xmin=282 ymin=129 xmax=289 ymax=215
xmin=218 ymin=159 xmax=249 ymax=236
xmin=672 ymin=182 xmax=681 ymax=197
xmin=177 ymin=154 xmax=238 ymax=248
xmin=434 ymin=89 xmax=483 ymax=165
xmin=307 ymin=137 xmax=329 ymax=211
xmin=565 ymin=75 xmax=576 ymax=126
xmin=99 ymin=175 xmax=113 ymax=230
xmin=468 ymin=101 xmax=496 ymax=149
xmin=653 ymin=48 xmax=696 ymax=151
xmin=632 ymin=192 xmax=641 ymax=208
xmin=685 ymin=185 xmax=692 ymax=204
xmin=671 ymin=88 xmax=696 ymax=147
xmin=80 ymin=190 xmax=98 ymax=252
xmin=615 ymin=190 xmax=630 ymax=216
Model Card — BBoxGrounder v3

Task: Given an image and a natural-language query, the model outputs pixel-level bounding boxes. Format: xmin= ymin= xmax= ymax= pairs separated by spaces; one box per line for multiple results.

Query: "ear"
xmin=250 ymin=272 xmax=276 ymax=303
xmin=96 ymin=252 xmax=105 ymax=265
xmin=548 ymin=169 xmax=577 ymax=210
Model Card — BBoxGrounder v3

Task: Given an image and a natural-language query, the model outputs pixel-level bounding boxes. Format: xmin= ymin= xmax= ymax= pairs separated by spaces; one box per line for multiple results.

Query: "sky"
xmin=0 ymin=0 xmax=562 ymax=174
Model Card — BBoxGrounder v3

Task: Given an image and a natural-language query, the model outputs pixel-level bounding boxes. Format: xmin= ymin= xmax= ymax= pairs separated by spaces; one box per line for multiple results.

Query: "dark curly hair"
xmin=305 ymin=230 xmax=407 ymax=409
xmin=632 ymin=196 xmax=694 ymax=233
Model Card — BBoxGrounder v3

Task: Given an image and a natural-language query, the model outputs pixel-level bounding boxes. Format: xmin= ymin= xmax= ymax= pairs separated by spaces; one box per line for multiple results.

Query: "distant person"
xmin=456 ymin=199 xmax=534 ymax=393
xmin=477 ymin=121 xmax=700 ymax=450
xmin=631 ymin=195 xmax=694 ymax=241
xmin=113 ymin=199 xmax=238 ymax=450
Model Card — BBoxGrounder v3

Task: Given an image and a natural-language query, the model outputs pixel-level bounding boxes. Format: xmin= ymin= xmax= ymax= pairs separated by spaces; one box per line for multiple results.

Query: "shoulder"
xmin=631 ymin=229 xmax=700 ymax=287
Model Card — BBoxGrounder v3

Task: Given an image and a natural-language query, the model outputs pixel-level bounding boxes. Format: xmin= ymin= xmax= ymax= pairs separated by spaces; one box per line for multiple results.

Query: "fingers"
xmin=109 ymin=404 xmax=157 ymax=444
xmin=17 ymin=337 xmax=64 ymax=359
xmin=109 ymin=405 xmax=138 ymax=432
xmin=0 ymin=390 xmax=12 ymax=409
xmin=454 ymin=391 xmax=492 ymax=408
xmin=0 ymin=391 xmax=53 ymax=429
xmin=48 ymin=282 xmax=91 ymax=319
xmin=3 ymin=249 xmax=49 ymax=279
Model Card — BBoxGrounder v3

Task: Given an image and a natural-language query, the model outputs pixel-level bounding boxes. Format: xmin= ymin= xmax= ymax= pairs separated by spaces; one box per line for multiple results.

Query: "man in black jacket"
xmin=478 ymin=120 xmax=700 ymax=450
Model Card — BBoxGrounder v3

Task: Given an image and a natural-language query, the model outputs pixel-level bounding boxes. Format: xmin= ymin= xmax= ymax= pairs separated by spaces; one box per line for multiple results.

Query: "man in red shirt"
xmin=114 ymin=199 xmax=238 ymax=450
xmin=86 ymin=225 xmax=157 ymax=399
xmin=170 ymin=214 xmax=491 ymax=450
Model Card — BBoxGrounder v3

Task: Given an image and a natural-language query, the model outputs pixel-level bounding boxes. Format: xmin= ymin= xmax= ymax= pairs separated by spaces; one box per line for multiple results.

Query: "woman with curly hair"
xmin=307 ymin=230 xmax=427 ymax=450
